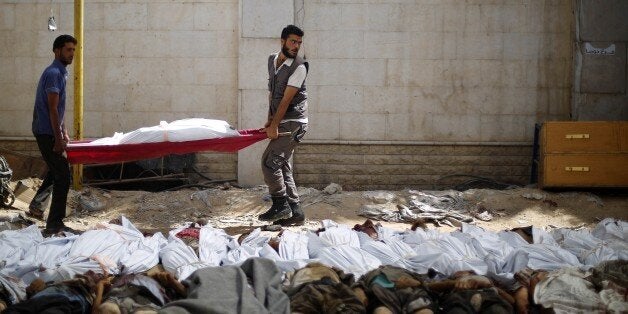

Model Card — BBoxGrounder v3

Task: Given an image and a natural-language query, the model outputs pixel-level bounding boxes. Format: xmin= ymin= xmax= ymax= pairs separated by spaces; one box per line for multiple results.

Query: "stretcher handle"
xmin=257 ymin=129 xmax=293 ymax=137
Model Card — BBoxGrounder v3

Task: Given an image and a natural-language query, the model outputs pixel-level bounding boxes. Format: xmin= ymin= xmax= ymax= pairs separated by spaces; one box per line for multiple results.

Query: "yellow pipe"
xmin=72 ymin=0 xmax=83 ymax=190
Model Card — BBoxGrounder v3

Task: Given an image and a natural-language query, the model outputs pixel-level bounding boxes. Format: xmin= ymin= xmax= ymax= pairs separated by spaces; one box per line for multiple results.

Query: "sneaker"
xmin=59 ymin=226 xmax=80 ymax=234
xmin=26 ymin=207 xmax=44 ymax=220
xmin=42 ymin=225 xmax=80 ymax=237
xmin=42 ymin=228 xmax=58 ymax=237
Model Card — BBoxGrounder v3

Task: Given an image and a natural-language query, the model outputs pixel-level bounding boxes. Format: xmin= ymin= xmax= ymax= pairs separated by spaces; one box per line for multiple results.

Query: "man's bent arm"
xmin=267 ymin=86 xmax=299 ymax=139
xmin=61 ymin=122 xmax=69 ymax=143
xmin=265 ymin=92 xmax=272 ymax=128
xmin=46 ymin=92 xmax=65 ymax=152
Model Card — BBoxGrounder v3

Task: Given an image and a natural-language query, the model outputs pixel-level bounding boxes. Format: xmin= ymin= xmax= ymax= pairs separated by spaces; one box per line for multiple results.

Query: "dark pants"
xmin=34 ymin=135 xmax=70 ymax=230
xmin=30 ymin=171 xmax=53 ymax=210
xmin=261 ymin=121 xmax=307 ymax=204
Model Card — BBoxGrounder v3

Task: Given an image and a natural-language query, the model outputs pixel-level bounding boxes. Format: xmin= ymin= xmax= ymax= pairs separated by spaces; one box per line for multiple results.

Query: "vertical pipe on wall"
xmin=72 ymin=0 xmax=84 ymax=190
xmin=572 ymin=0 xmax=583 ymax=120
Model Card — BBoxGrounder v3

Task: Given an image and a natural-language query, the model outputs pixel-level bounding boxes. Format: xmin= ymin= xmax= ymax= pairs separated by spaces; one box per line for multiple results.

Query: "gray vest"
xmin=268 ymin=54 xmax=308 ymax=120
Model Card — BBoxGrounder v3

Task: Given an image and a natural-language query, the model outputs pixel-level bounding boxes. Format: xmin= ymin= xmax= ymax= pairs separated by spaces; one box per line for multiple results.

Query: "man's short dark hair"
xmin=53 ymin=34 xmax=77 ymax=51
xmin=281 ymin=25 xmax=304 ymax=39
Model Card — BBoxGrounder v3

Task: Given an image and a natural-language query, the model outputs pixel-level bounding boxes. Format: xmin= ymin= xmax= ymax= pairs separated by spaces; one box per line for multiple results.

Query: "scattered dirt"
xmin=4 ymin=179 xmax=627 ymax=236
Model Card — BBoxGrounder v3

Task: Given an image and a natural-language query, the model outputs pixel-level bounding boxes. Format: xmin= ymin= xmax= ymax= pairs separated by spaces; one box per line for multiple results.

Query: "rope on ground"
xmin=435 ymin=174 xmax=520 ymax=191
xmin=164 ymin=180 xmax=237 ymax=192
xmin=191 ymin=165 xmax=213 ymax=182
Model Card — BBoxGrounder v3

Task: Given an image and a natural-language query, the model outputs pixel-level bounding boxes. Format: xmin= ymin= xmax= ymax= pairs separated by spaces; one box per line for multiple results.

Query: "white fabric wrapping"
xmin=307 ymin=222 xmax=381 ymax=277
xmin=18 ymin=229 xmax=131 ymax=284
xmin=502 ymin=244 xmax=582 ymax=273
xmin=101 ymin=217 xmax=167 ymax=274
xmin=592 ymin=218 xmax=627 ymax=241
xmin=316 ymin=225 xmax=360 ymax=248
xmin=257 ymin=231 xmax=312 ymax=273
xmin=316 ymin=245 xmax=381 ymax=278
xmin=460 ymin=224 xmax=515 ymax=263
xmin=223 ymin=244 xmax=262 ymax=266
xmin=497 ymin=231 xmax=530 ymax=248
xmin=1 ymin=217 xmax=627 ymax=307
xmin=259 ymin=243 xmax=312 ymax=273
xmin=15 ymin=236 xmax=76 ymax=282
xmin=552 ymin=228 xmax=625 ymax=266
xmin=532 ymin=227 xmax=560 ymax=246
xmin=0 ymin=225 xmax=43 ymax=274
xmin=402 ymin=228 xmax=489 ymax=275
xmin=20 ymin=235 xmax=75 ymax=268
xmin=222 ymin=228 xmax=269 ymax=265
xmin=358 ymin=232 xmax=404 ymax=266
xmin=533 ymin=268 xmax=604 ymax=314
xmin=7 ymin=218 xmax=167 ymax=284
xmin=160 ymin=235 xmax=210 ymax=280
xmin=199 ymin=226 xmax=232 ymax=266
xmin=0 ymin=274 xmax=27 ymax=305
xmin=358 ymin=232 xmax=416 ymax=268
xmin=91 ymin=118 xmax=240 ymax=145
xmin=278 ymin=230 xmax=310 ymax=261
xmin=68 ymin=229 xmax=126 ymax=274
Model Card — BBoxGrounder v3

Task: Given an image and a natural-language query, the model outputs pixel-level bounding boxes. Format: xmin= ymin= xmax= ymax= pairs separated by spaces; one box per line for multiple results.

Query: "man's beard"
xmin=282 ymin=45 xmax=296 ymax=58
xmin=59 ymin=55 xmax=73 ymax=65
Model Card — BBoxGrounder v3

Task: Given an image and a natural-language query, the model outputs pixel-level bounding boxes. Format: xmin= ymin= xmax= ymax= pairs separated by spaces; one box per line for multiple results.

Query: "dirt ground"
xmin=4 ymin=179 xmax=628 ymax=236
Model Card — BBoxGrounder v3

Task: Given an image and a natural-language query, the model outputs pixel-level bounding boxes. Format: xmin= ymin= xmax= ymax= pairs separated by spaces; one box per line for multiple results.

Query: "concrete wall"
xmin=0 ymin=0 xmax=574 ymax=190
xmin=0 ymin=0 xmax=239 ymax=137
xmin=573 ymin=0 xmax=628 ymax=120
xmin=300 ymin=0 xmax=572 ymax=143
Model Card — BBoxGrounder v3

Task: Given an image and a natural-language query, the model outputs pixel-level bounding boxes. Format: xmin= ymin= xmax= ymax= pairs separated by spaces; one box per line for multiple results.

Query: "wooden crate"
xmin=540 ymin=121 xmax=628 ymax=188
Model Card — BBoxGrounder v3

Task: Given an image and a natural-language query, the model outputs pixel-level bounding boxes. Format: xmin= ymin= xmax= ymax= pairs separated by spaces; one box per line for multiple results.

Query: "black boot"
xmin=273 ymin=202 xmax=305 ymax=226
xmin=259 ymin=196 xmax=291 ymax=221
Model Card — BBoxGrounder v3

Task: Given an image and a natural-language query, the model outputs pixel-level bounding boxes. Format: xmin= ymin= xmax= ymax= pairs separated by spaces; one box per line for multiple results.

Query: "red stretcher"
xmin=66 ymin=129 xmax=268 ymax=165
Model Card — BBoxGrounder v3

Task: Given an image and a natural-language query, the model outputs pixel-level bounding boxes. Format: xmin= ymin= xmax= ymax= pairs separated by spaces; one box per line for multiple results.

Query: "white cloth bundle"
xmin=92 ymin=118 xmax=240 ymax=145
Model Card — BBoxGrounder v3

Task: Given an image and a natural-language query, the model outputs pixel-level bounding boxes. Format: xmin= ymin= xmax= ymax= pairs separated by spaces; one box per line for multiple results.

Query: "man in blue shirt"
xmin=28 ymin=34 xmax=77 ymax=236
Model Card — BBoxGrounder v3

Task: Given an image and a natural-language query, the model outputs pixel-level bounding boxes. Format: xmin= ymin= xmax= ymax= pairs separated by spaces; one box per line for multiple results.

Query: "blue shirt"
xmin=32 ymin=59 xmax=68 ymax=136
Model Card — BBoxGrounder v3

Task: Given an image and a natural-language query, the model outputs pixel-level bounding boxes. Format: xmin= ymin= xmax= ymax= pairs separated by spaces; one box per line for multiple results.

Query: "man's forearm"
xmin=47 ymin=93 xmax=63 ymax=140
xmin=62 ymin=124 xmax=69 ymax=141
xmin=266 ymin=93 xmax=273 ymax=126
xmin=270 ymin=87 xmax=299 ymax=127
xmin=270 ymin=99 xmax=291 ymax=127
xmin=49 ymin=111 xmax=63 ymax=140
